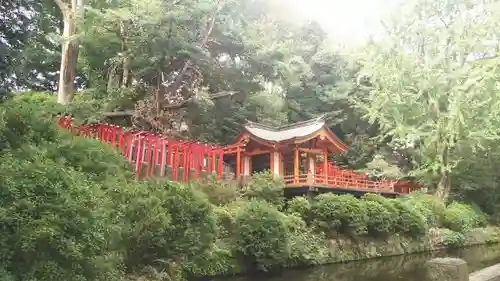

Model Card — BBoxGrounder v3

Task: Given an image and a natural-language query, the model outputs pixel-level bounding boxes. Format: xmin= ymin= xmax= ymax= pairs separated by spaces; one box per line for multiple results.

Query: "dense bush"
xmin=390 ymin=200 xmax=428 ymax=236
xmin=182 ymin=243 xmax=240 ymax=277
xmin=120 ymin=180 xmax=217 ymax=270
xmin=191 ymin=175 xmax=239 ymax=205
xmin=440 ymin=229 xmax=466 ymax=248
xmin=0 ymin=151 xmax=122 ymax=281
xmin=363 ymin=200 xmax=394 ymax=235
xmin=234 ymin=200 xmax=291 ymax=271
xmin=285 ymin=196 xmax=311 ymax=220
xmin=283 ymin=214 xmax=329 ymax=266
xmin=443 ymin=202 xmax=487 ymax=233
xmin=400 ymin=192 xmax=445 ymax=227
xmin=0 ymin=95 xmax=63 ymax=151
xmin=311 ymin=194 xmax=368 ymax=236
xmin=240 ymin=171 xmax=285 ymax=208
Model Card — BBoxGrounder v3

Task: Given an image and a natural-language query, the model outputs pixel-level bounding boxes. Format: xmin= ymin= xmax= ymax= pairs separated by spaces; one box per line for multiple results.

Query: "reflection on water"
xmin=211 ymin=244 xmax=500 ymax=281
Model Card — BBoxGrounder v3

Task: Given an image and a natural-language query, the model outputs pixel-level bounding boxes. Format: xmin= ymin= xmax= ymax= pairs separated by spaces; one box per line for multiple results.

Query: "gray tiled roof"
xmin=244 ymin=115 xmax=326 ymax=142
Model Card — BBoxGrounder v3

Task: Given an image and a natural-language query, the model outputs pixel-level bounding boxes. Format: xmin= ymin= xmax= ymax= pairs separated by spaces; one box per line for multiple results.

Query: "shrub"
xmin=213 ymin=201 xmax=245 ymax=239
xmin=191 ymin=175 xmax=239 ymax=205
xmin=443 ymin=202 xmax=486 ymax=233
xmin=182 ymin=242 xmax=240 ymax=277
xmin=391 ymin=200 xmax=427 ymax=236
xmin=282 ymin=214 xmax=329 ymax=266
xmin=240 ymin=170 xmax=285 ymax=208
xmin=363 ymin=200 xmax=395 ymax=235
xmin=0 ymin=95 xmax=63 ymax=152
xmin=363 ymin=193 xmax=399 ymax=215
xmin=120 ymin=180 xmax=217 ymax=270
xmin=401 ymin=192 xmax=445 ymax=227
xmin=234 ymin=200 xmax=291 ymax=271
xmin=441 ymin=229 xmax=466 ymax=248
xmin=311 ymin=194 xmax=368 ymax=236
xmin=286 ymin=196 xmax=311 ymax=220
xmin=11 ymin=91 xmax=63 ymax=115
xmin=0 ymin=151 xmax=122 ymax=281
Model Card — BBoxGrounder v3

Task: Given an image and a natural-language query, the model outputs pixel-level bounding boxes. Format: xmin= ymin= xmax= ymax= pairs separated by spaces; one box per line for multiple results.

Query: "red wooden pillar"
xmin=117 ymin=129 xmax=124 ymax=151
xmin=210 ymin=151 xmax=216 ymax=173
xmin=159 ymin=139 xmax=167 ymax=177
xmin=183 ymin=144 xmax=191 ymax=183
xmin=135 ymin=137 xmax=144 ymax=178
xmin=323 ymin=149 xmax=328 ymax=184
xmin=236 ymin=147 xmax=241 ymax=178
xmin=269 ymin=151 xmax=274 ymax=175
xmin=217 ymin=150 xmax=223 ymax=181
xmin=172 ymin=144 xmax=179 ymax=181
xmin=167 ymin=141 xmax=174 ymax=167
xmin=293 ymin=148 xmax=299 ymax=184
xmin=150 ymin=137 xmax=160 ymax=177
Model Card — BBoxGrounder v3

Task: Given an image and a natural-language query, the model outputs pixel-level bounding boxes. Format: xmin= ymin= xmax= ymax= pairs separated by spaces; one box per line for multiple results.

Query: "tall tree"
xmin=53 ymin=0 xmax=88 ymax=104
xmin=353 ymin=0 xmax=500 ymax=201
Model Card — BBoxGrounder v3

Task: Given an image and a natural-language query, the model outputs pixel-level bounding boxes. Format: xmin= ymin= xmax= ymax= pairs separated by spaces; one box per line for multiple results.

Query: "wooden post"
xmin=210 ymin=151 xmax=216 ymax=173
xmin=243 ymin=154 xmax=251 ymax=176
xmin=294 ymin=148 xmax=299 ymax=184
xmin=236 ymin=147 xmax=241 ymax=178
xmin=269 ymin=151 xmax=274 ymax=174
xmin=217 ymin=150 xmax=224 ymax=181
xmin=159 ymin=140 xmax=167 ymax=177
xmin=307 ymin=154 xmax=315 ymax=184
xmin=323 ymin=149 xmax=328 ymax=184
xmin=135 ymin=137 xmax=144 ymax=179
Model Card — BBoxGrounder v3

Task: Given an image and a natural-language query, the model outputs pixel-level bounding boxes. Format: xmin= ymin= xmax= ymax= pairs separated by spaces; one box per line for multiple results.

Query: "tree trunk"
xmin=434 ymin=145 xmax=451 ymax=202
xmin=57 ymin=13 xmax=79 ymax=104
xmin=120 ymin=21 xmax=131 ymax=89
xmin=434 ymin=169 xmax=451 ymax=202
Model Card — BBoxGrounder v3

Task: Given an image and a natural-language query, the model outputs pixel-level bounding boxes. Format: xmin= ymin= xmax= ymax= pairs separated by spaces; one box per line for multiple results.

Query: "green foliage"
xmin=240 ymin=171 xmax=285 ymax=208
xmin=352 ymin=0 xmax=500 ymax=201
xmin=363 ymin=193 xmax=399 ymax=217
xmin=390 ymin=200 xmax=428 ymax=237
xmin=442 ymin=202 xmax=487 ymax=233
xmin=441 ymin=229 xmax=466 ymax=248
xmin=182 ymin=243 xmax=240 ymax=277
xmin=234 ymin=200 xmax=291 ymax=271
xmin=286 ymin=196 xmax=311 ymax=220
xmin=0 ymin=151 xmax=121 ymax=281
xmin=283 ymin=214 xmax=329 ymax=266
xmin=119 ymin=180 xmax=217 ymax=270
xmin=213 ymin=201 xmax=245 ymax=239
xmin=311 ymin=194 xmax=368 ymax=236
xmin=363 ymin=200 xmax=394 ymax=236
xmin=47 ymin=137 xmax=134 ymax=183
xmin=0 ymin=94 xmax=63 ymax=151
xmin=191 ymin=176 xmax=239 ymax=206
xmin=400 ymin=192 xmax=445 ymax=227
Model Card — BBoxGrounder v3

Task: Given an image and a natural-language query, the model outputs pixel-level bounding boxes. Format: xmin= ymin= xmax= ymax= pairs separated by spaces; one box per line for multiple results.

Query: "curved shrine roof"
xmin=234 ymin=115 xmax=348 ymax=153
xmin=244 ymin=116 xmax=326 ymax=142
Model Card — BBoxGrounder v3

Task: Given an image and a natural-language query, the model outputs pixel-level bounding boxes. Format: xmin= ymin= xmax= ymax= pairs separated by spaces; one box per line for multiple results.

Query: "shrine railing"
xmin=283 ymin=173 xmax=421 ymax=194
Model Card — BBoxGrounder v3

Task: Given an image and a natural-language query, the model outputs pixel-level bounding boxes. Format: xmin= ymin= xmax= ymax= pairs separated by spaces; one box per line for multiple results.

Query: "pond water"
xmin=209 ymin=244 xmax=500 ymax=281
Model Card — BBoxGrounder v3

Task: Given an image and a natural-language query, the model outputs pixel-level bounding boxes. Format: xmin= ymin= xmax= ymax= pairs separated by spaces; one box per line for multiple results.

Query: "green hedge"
xmin=443 ymin=202 xmax=488 ymax=233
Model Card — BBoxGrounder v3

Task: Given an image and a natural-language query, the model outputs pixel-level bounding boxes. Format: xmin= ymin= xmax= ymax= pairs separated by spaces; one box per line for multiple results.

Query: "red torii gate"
xmin=56 ymin=115 xmax=225 ymax=183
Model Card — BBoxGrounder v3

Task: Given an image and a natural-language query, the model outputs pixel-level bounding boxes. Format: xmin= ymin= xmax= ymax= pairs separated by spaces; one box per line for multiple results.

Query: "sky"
xmin=288 ymin=0 xmax=402 ymax=45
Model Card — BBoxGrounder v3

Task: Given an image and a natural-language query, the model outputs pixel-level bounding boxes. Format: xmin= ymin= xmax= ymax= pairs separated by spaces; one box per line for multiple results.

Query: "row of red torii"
xmin=57 ymin=116 xmax=227 ymax=182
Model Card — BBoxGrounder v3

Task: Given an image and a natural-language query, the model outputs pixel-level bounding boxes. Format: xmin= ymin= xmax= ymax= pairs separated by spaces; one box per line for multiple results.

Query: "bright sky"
xmin=289 ymin=0 xmax=402 ymax=45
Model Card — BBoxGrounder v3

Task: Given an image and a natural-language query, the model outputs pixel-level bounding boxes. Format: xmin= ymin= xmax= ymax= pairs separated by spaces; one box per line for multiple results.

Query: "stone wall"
xmin=325 ymin=227 xmax=500 ymax=264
